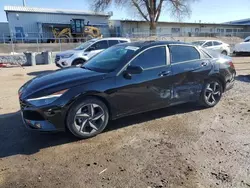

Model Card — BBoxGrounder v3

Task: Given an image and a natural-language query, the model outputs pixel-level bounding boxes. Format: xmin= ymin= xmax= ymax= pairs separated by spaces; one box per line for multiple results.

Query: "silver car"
xmin=192 ymin=40 xmax=231 ymax=56
xmin=55 ymin=38 xmax=131 ymax=68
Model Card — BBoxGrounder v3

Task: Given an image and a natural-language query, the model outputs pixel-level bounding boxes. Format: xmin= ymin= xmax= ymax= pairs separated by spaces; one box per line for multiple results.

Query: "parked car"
xmin=234 ymin=36 xmax=250 ymax=55
xmin=55 ymin=37 xmax=130 ymax=68
xmin=192 ymin=40 xmax=231 ymax=55
xmin=19 ymin=41 xmax=236 ymax=139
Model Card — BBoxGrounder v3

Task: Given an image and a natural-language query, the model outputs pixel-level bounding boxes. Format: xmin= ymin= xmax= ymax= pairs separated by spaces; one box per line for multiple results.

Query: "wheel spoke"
xmin=76 ymin=113 xmax=89 ymax=118
xmin=206 ymin=87 xmax=213 ymax=93
xmin=211 ymin=95 xmax=216 ymax=103
xmin=89 ymin=121 xmax=98 ymax=130
xmin=88 ymin=104 xmax=95 ymax=117
xmin=207 ymin=93 xmax=212 ymax=100
xmin=213 ymin=91 xmax=220 ymax=95
xmin=79 ymin=119 xmax=88 ymax=132
xmin=92 ymin=111 xmax=104 ymax=121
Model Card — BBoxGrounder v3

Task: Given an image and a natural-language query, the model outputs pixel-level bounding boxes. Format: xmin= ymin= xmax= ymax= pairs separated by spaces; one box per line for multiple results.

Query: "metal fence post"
xmin=37 ymin=38 xmax=39 ymax=52
xmin=11 ymin=36 xmax=15 ymax=54
xmin=59 ymin=38 xmax=62 ymax=51
xmin=3 ymin=33 xmax=5 ymax=44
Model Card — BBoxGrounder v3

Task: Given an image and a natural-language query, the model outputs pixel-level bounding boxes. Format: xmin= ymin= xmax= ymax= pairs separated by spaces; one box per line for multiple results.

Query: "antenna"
xmin=23 ymin=0 xmax=26 ymax=6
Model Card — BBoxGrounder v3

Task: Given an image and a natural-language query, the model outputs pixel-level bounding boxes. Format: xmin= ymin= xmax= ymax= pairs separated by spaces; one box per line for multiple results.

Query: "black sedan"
xmin=19 ymin=41 xmax=236 ymax=138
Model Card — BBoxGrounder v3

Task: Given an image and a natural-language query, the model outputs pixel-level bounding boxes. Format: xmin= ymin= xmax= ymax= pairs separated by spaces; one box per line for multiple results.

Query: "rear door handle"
xmin=158 ymin=71 xmax=171 ymax=77
xmin=201 ymin=62 xmax=208 ymax=66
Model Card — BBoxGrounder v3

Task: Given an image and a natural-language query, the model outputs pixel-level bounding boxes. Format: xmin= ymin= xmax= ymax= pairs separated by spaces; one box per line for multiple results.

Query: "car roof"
xmin=119 ymin=40 xmax=187 ymax=49
xmin=98 ymin=37 xmax=130 ymax=41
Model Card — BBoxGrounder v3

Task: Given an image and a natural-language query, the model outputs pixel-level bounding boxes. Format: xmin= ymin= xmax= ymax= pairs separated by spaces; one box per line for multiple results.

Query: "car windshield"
xmin=191 ymin=41 xmax=206 ymax=46
xmin=82 ymin=45 xmax=139 ymax=73
xmin=74 ymin=40 xmax=95 ymax=50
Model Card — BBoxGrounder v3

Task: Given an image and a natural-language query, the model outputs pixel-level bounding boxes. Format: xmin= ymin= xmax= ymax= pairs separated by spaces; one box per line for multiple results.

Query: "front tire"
xmin=72 ymin=59 xmax=85 ymax=67
xmin=200 ymin=79 xmax=223 ymax=108
xmin=66 ymin=97 xmax=109 ymax=139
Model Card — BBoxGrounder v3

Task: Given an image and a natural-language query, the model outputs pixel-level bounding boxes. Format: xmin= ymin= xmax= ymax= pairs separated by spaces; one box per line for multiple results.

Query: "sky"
xmin=0 ymin=0 xmax=250 ymax=23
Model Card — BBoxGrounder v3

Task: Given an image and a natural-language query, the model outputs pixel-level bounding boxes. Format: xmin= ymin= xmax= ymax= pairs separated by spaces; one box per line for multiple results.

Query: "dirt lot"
xmin=0 ymin=58 xmax=250 ymax=188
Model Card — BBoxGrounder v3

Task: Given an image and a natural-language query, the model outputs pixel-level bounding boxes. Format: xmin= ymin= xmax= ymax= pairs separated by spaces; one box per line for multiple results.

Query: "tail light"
xmin=228 ymin=61 xmax=235 ymax=69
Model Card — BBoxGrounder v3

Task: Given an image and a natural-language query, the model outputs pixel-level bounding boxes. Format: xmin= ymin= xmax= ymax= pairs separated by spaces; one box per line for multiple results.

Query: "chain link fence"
xmin=0 ymin=31 xmax=250 ymax=54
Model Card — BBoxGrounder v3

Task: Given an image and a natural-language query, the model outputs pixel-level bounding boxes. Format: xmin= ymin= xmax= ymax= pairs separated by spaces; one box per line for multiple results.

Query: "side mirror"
xmin=126 ymin=65 xmax=143 ymax=74
xmin=123 ymin=65 xmax=143 ymax=79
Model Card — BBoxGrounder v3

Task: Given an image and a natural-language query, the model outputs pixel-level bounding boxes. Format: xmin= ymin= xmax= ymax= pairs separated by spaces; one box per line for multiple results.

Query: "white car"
xmin=55 ymin=38 xmax=131 ymax=68
xmin=192 ymin=40 xmax=231 ymax=55
xmin=234 ymin=36 xmax=250 ymax=55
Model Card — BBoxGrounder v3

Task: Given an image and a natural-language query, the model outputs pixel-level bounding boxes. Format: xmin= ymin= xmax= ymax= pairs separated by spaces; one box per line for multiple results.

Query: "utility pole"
xmin=23 ymin=0 xmax=26 ymax=6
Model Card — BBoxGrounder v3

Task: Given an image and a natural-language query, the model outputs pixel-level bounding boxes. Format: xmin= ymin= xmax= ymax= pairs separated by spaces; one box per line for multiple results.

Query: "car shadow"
xmin=0 ymin=103 xmax=204 ymax=158
xmin=27 ymin=70 xmax=55 ymax=76
xmin=106 ymin=103 xmax=204 ymax=132
xmin=235 ymin=75 xmax=250 ymax=83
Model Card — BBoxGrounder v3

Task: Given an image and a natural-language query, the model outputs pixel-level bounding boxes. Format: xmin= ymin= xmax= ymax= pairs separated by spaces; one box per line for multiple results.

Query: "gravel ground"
xmin=0 ymin=58 xmax=250 ymax=188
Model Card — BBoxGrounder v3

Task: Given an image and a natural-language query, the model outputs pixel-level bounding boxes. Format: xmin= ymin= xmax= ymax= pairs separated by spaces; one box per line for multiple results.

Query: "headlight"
xmin=27 ymin=89 xmax=68 ymax=107
xmin=61 ymin=54 xmax=73 ymax=59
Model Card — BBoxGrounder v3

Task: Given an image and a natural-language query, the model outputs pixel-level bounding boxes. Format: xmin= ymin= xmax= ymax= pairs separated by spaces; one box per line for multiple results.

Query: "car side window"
xmin=91 ymin=40 xmax=108 ymax=50
xmin=203 ymin=41 xmax=213 ymax=47
xmin=213 ymin=41 xmax=222 ymax=46
xmin=108 ymin=40 xmax=119 ymax=47
xmin=119 ymin=40 xmax=128 ymax=43
xmin=170 ymin=45 xmax=200 ymax=64
xmin=130 ymin=46 xmax=166 ymax=69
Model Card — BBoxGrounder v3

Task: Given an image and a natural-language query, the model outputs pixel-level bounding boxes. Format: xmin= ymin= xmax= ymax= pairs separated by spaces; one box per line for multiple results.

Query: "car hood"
xmin=234 ymin=42 xmax=250 ymax=52
xmin=20 ymin=67 xmax=106 ymax=100
xmin=56 ymin=49 xmax=81 ymax=56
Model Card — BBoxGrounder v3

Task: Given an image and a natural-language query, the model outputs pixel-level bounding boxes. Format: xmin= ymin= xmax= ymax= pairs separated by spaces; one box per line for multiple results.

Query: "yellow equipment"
xmin=51 ymin=19 xmax=102 ymax=43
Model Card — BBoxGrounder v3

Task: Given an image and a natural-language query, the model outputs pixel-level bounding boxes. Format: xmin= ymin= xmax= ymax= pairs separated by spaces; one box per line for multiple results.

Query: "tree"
xmin=92 ymin=0 xmax=196 ymax=34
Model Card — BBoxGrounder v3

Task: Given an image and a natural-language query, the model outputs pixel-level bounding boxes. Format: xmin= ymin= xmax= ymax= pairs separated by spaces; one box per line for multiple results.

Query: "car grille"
xmin=20 ymin=100 xmax=31 ymax=110
xmin=55 ymin=55 xmax=60 ymax=63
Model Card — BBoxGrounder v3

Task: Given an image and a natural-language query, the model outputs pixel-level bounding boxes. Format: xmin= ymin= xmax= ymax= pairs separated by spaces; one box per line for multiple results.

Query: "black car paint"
xmin=19 ymin=41 xmax=236 ymax=131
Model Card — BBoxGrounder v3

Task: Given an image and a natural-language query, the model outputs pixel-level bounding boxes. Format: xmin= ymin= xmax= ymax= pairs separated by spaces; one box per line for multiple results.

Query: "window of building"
xmin=171 ymin=28 xmax=181 ymax=33
xmin=226 ymin=29 xmax=233 ymax=32
xmin=170 ymin=45 xmax=200 ymax=64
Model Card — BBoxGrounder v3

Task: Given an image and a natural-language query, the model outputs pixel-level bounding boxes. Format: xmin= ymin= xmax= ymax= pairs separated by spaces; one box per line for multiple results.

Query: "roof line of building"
xmin=4 ymin=5 xmax=111 ymax=17
xmin=110 ymin=19 xmax=246 ymax=27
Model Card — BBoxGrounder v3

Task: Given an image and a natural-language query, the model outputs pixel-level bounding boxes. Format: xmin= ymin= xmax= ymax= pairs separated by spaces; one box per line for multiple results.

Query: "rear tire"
xmin=199 ymin=78 xmax=223 ymax=108
xmin=66 ymin=97 xmax=109 ymax=139
xmin=221 ymin=50 xmax=228 ymax=55
xmin=72 ymin=59 xmax=85 ymax=67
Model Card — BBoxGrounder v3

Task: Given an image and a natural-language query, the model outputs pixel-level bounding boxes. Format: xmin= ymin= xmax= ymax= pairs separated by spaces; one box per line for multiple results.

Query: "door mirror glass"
xmin=126 ymin=65 xmax=143 ymax=74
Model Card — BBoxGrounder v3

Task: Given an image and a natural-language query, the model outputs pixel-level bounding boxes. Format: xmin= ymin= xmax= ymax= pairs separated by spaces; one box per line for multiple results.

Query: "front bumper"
xmin=20 ymin=100 xmax=65 ymax=132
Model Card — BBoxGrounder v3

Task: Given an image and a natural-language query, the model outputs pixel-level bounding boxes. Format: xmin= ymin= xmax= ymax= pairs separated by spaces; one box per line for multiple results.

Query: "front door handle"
xmin=158 ymin=71 xmax=171 ymax=77
xmin=201 ymin=62 xmax=208 ymax=66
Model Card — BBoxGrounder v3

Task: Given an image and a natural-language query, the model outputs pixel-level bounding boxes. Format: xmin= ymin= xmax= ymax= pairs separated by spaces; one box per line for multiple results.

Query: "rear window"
xmin=119 ymin=40 xmax=128 ymax=43
xmin=108 ymin=40 xmax=119 ymax=47
xmin=169 ymin=45 xmax=200 ymax=64
xmin=213 ymin=41 xmax=222 ymax=46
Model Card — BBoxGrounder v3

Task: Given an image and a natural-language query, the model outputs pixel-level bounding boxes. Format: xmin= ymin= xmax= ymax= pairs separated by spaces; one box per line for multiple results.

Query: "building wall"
xmin=6 ymin=11 xmax=110 ymax=39
xmin=111 ymin=21 xmax=246 ymax=37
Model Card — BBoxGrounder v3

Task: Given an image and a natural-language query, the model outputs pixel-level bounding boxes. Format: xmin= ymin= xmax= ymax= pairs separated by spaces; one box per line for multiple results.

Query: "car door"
xmin=169 ymin=45 xmax=212 ymax=103
xmin=113 ymin=46 xmax=173 ymax=117
xmin=212 ymin=41 xmax=223 ymax=53
xmin=203 ymin=41 xmax=213 ymax=50
xmin=86 ymin=40 xmax=109 ymax=59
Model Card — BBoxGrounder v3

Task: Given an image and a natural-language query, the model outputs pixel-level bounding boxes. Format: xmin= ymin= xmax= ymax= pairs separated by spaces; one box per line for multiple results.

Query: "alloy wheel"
xmin=74 ymin=103 xmax=105 ymax=135
xmin=204 ymin=81 xmax=222 ymax=105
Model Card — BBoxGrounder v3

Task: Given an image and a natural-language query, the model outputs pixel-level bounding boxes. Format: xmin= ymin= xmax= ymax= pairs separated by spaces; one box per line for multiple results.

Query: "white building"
xmin=4 ymin=6 xmax=111 ymax=41
xmin=109 ymin=20 xmax=248 ymax=37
